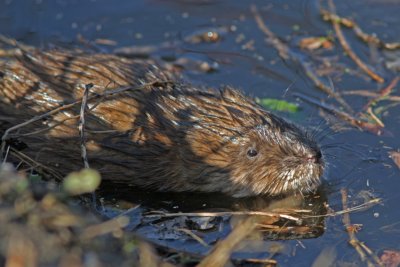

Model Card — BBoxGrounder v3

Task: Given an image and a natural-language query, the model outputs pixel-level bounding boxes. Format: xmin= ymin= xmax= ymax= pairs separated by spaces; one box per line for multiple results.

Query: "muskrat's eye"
xmin=247 ymin=148 xmax=258 ymax=158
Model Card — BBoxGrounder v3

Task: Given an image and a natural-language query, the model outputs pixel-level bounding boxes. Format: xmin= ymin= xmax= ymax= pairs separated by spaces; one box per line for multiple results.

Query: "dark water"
xmin=1 ymin=0 xmax=400 ymax=266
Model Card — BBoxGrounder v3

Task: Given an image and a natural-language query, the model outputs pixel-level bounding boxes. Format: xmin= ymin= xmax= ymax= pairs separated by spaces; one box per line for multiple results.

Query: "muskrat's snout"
xmin=304 ymin=150 xmax=323 ymax=164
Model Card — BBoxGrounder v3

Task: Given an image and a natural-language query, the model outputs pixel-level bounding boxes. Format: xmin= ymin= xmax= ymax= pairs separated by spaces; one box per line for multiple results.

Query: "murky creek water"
xmin=1 ymin=0 xmax=399 ymax=265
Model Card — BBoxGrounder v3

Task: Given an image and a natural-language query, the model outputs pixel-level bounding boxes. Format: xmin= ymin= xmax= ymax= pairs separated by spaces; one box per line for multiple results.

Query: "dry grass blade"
xmin=197 ymin=216 xmax=259 ymax=267
xmin=138 ymin=242 xmax=176 ymax=267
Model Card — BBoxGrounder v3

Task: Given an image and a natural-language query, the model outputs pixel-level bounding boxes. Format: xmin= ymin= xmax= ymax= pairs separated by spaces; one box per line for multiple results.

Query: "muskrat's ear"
xmin=220 ymin=86 xmax=249 ymax=102
xmin=218 ymin=86 xmax=263 ymax=126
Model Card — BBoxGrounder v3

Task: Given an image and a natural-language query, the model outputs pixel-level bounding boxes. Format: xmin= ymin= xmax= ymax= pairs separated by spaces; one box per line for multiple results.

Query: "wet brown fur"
xmin=0 ymin=44 xmax=324 ymax=197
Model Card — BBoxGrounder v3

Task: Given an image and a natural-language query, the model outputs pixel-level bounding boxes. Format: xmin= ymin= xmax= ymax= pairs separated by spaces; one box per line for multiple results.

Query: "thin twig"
xmin=144 ymin=210 xmax=302 ymax=223
xmin=0 ymin=81 xmax=172 ymax=160
xmin=9 ymin=148 xmax=63 ymax=180
xmin=327 ymin=0 xmax=384 ymax=83
xmin=79 ymin=83 xmax=92 ymax=169
xmin=6 ymin=116 xmax=80 ymax=139
xmin=363 ymin=76 xmax=400 ymax=111
xmin=302 ymin=197 xmax=381 ymax=218
xmin=1 ymin=100 xmax=81 ymax=160
xmin=1 ymin=145 xmax=10 ymax=164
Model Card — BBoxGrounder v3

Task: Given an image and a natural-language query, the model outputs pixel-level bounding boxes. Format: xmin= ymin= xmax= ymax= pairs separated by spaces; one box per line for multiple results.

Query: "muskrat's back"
xmin=0 ymin=45 xmax=324 ymax=197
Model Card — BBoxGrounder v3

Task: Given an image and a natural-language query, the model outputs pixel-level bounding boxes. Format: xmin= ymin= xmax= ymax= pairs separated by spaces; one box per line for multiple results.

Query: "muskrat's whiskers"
xmin=311 ymin=120 xmax=342 ymax=140
xmin=323 ymin=143 xmax=366 ymax=160
xmin=309 ymin=119 xmax=328 ymax=139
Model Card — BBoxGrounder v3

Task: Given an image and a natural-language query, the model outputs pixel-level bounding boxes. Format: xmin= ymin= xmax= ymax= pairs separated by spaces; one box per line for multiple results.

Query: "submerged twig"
xmin=327 ymin=0 xmax=384 ymax=83
xmin=175 ymin=228 xmax=209 ymax=247
xmin=321 ymin=9 xmax=400 ymax=50
xmin=341 ymin=188 xmax=384 ymax=267
xmin=294 ymin=93 xmax=384 ymax=135
xmin=251 ymin=5 xmax=289 ymax=60
xmin=342 ymin=91 xmax=400 ymax=102
xmin=250 ymin=4 xmax=353 ymax=113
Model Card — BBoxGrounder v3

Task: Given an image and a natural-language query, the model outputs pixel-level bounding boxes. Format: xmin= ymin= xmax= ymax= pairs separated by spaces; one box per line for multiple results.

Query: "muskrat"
xmin=0 ymin=43 xmax=324 ymax=197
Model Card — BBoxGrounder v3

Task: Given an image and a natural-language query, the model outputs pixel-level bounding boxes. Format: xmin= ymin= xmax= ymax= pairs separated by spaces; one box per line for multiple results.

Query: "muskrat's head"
xmin=222 ymin=113 xmax=324 ymax=197
xmin=163 ymin=87 xmax=324 ymax=197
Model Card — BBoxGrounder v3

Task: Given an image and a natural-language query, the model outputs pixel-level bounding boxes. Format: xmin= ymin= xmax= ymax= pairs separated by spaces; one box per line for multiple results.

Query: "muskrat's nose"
xmin=305 ymin=150 xmax=322 ymax=164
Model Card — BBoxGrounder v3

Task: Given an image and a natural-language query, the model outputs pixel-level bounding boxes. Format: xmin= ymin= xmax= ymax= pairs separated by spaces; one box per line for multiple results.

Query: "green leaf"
xmin=256 ymin=98 xmax=300 ymax=113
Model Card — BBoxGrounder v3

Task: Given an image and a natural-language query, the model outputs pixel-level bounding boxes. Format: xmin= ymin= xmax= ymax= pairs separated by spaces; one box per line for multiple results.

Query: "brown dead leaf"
xmin=299 ymin=37 xmax=333 ymax=50
xmin=389 ymin=151 xmax=400 ymax=169
xmin=381 ymin=250 xmax=400 ymax=267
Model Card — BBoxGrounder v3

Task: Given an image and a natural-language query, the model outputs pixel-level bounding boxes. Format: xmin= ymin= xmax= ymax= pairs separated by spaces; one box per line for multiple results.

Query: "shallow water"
xmin=1 ymin=0 xmax=400 ymax=265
